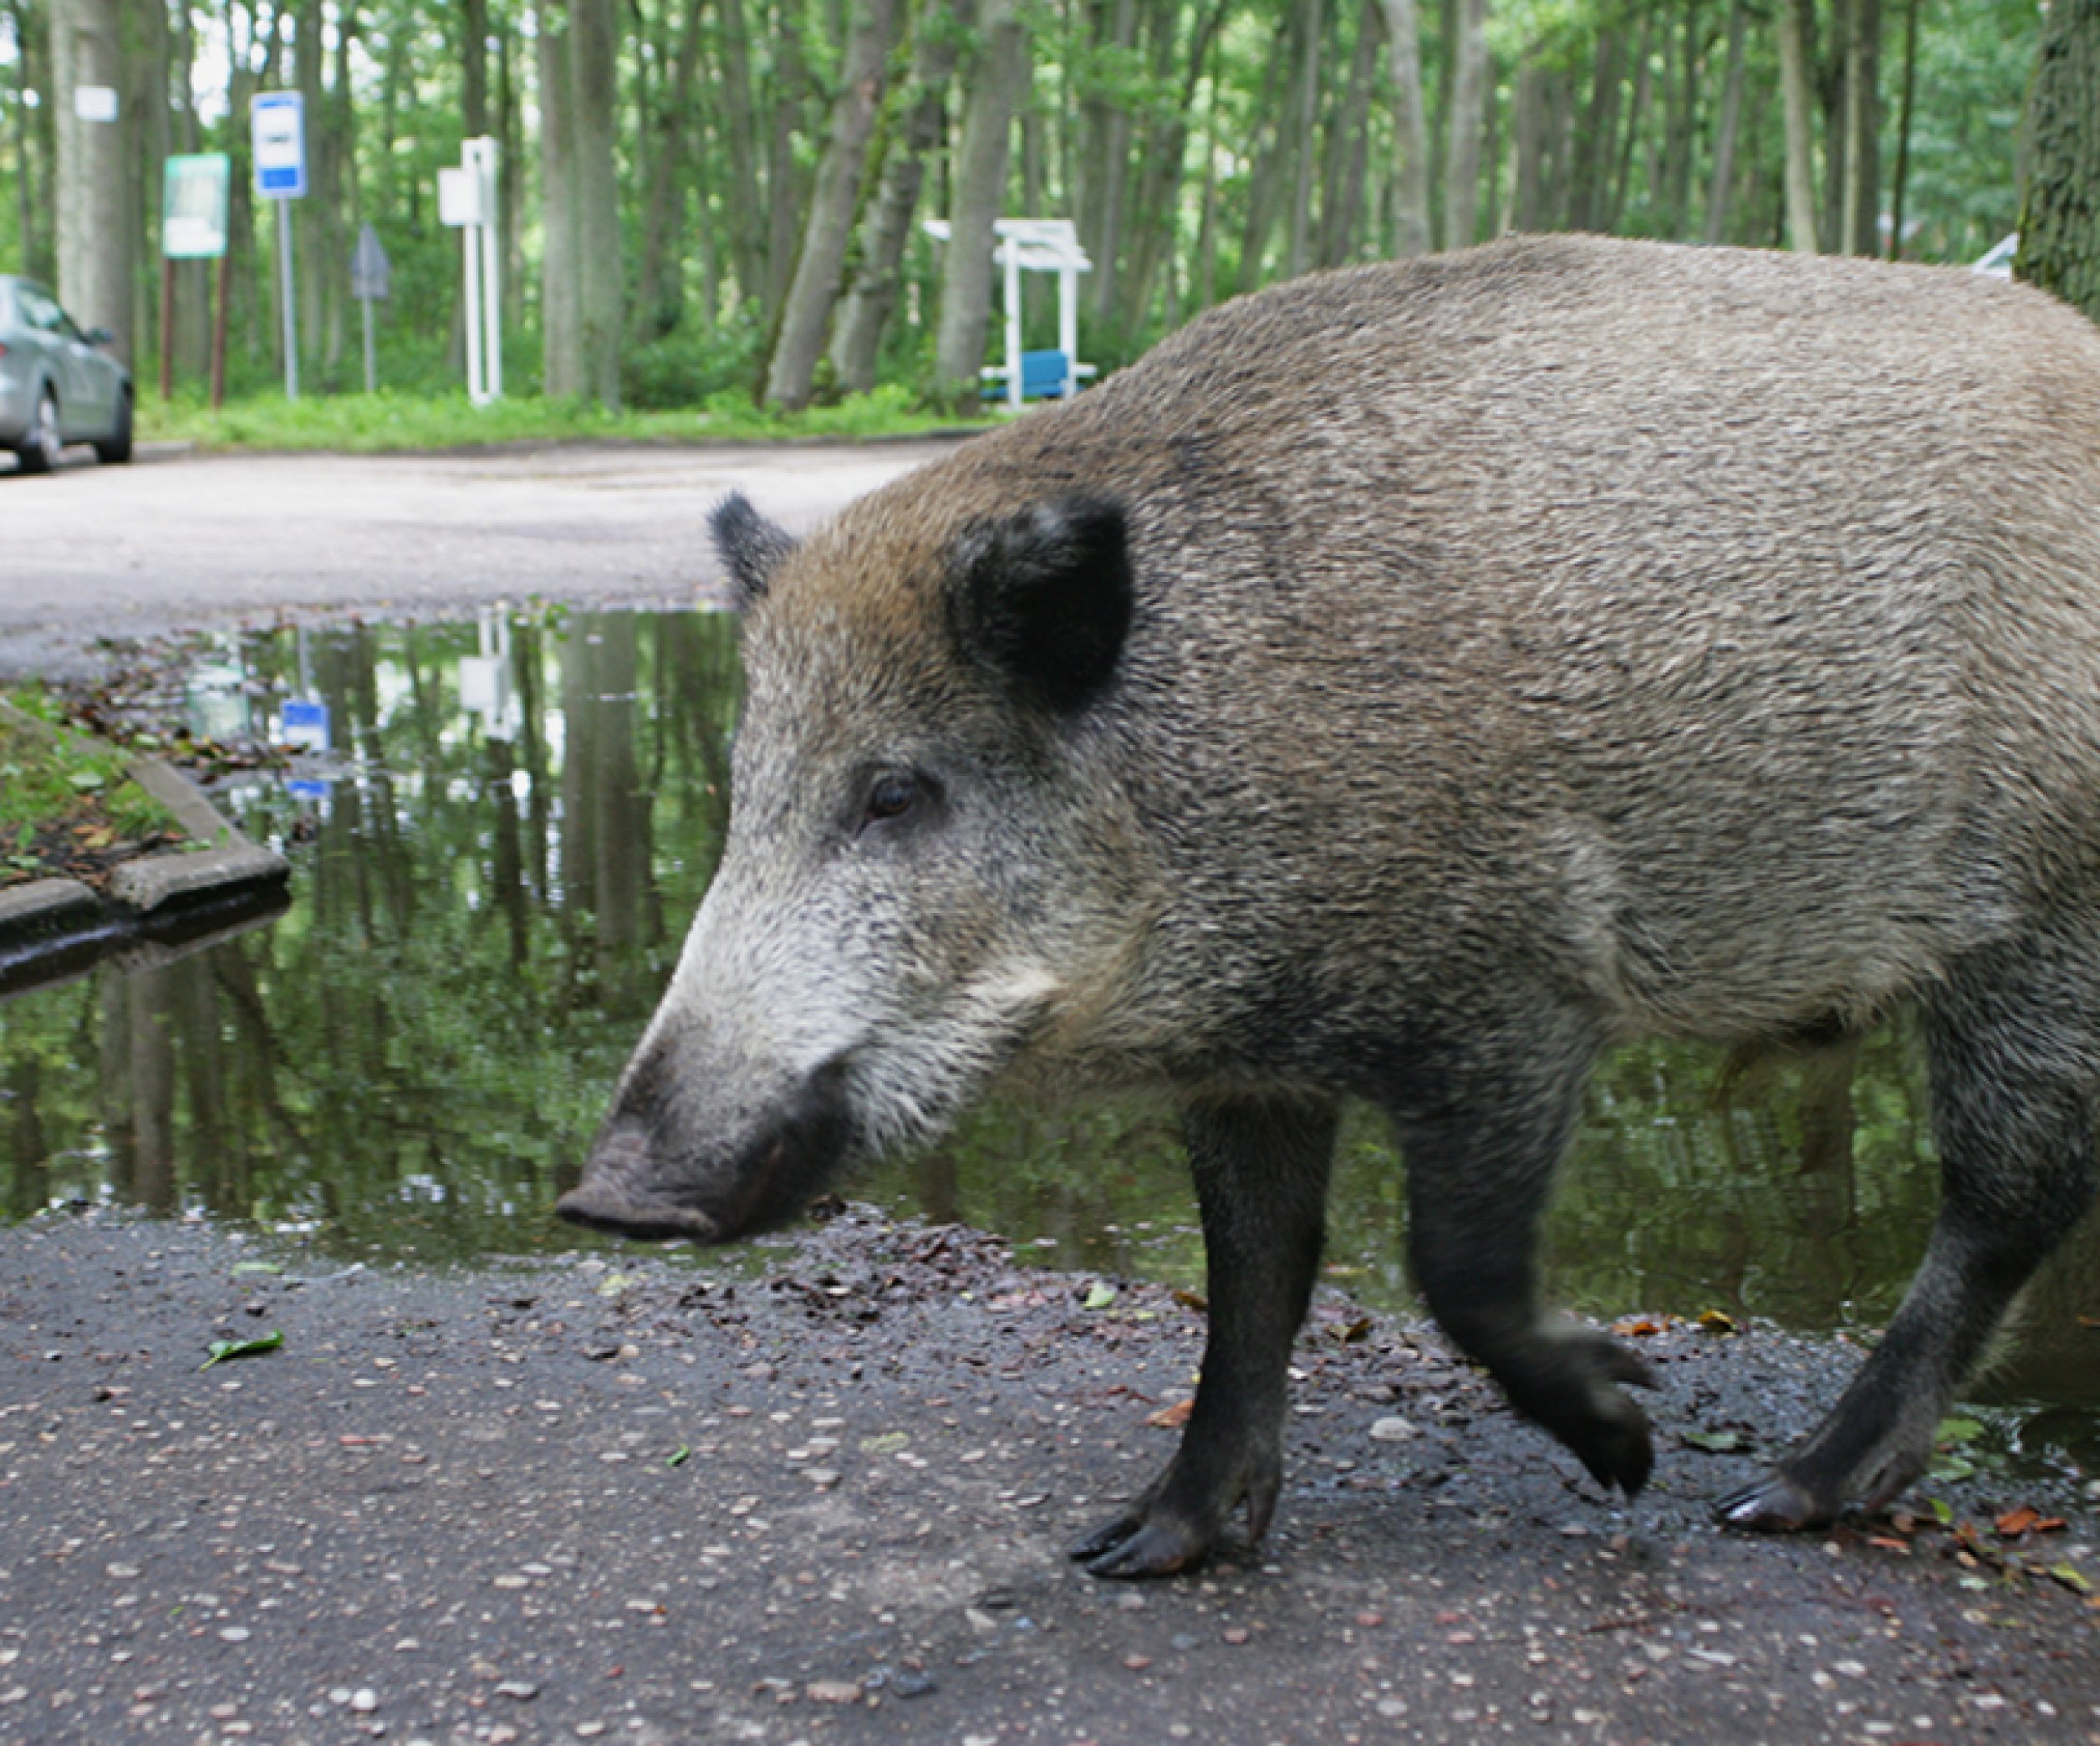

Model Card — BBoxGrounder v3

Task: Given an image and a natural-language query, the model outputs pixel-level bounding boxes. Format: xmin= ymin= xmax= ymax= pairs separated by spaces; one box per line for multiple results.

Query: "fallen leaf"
xmin=1679 ymin=1429 xmax=1746 ymax=1454
xmin=199 ymin=1330 xmax=284 ymax=1371
xmin=1611 ymin=1317 xmax=1669 ymax=1338
xmin=1083 ymin=1282 xmax=1118 ymax=1311
xmin=1995 ymin=1506 xmax=2040 ymax=1538
xmin=2047 ymin=1563 xmax=2093 ymax=1596
xmin=1866 ymin=1536 xmax=1912 ymax=1555
xmin=1695 ymin=1309 xmax=1738 ymax=1335
xmin=1145 ymin=1398 xmax=1194 ymax=1429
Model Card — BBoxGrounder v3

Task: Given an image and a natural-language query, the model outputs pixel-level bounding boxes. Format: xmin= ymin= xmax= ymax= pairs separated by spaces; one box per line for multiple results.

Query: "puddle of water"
xmin=2 ymin=607 xmax=2095 ymax=1473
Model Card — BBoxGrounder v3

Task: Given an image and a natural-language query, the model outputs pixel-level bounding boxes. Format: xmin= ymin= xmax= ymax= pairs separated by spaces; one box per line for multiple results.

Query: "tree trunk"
xmin=537 ymin=0 xmax=582 ymax=396
xmin=932 ymin=0 xmax=1027 ymax=402
xmin=1842 ymin=0 xmax=1880 ymax=254
xmin=49 ymin=0 xmax=130 ymax=362
xmin=462 ymin=0 xmax=488 ymax=131
xmin=829 ymin=0 xmax=971 ymax=395
xmin=715 ymin=0 xmax=767 ymax=307
xmin=1510 ymin=54 xmax=1544 ymax=233
xmin=1567 ymin=26 xmax=1623 ymax=234
xmin=1442 ymin=0 xmax=1489 ymax=248
xmin=1083 ymin=0 xmax=1139 ymax=326
xmin=763 ymin=0 xmax=897 ymax=409
xmin=633 ymin=0 xmax=707 ymax=342
xmin=1884 ymin=0 xmax=1919 ymax=257
xmin=1775 ymin=0 xmax=1820 ymax=251
xmin=2015 ymin=0 xmax=2100 ymax=321
xmin=1660 ymin=0 xmax=1700 ymax=237
xmin=1318 ymin=0 xmax=1382 ymax=266
xmin=571 ymin=0 xmax=621 ymax=407
xmin=1234 ymin=19 xmax=1292 ymax=289
xmin=1385 ymin=0 xmax=1436 ymax=256
xmin=1118 ymin=0 xmax=1228 ymax=328
xmin=762 ymin=17 xmax=813 ymax=324
xmin=9 ymin=0 xmax=55 ymax=282
xmin=1283 ymin=0 xmax=1323 ymax=277
xmin=1704 ymin=0 xmax=1749 ymax=242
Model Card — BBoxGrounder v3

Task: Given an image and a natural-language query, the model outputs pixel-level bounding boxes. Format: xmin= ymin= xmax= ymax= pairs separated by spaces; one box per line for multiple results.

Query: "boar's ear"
xmin=711 ymin=493 xmax=798 ymax=610
xmin=947 ymin=495 xmax=1132 ymax=716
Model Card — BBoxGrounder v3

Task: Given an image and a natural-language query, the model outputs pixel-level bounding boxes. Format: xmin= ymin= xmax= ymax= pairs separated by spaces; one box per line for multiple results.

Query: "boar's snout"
xmin=557 ymin=1052 xmax=855 ymax=1243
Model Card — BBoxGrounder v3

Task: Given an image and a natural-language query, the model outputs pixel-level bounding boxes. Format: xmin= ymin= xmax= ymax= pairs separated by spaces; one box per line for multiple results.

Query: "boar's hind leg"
xmin=1397 ymin=1045 xmax=1657 ymax=1498
xmin=1720 ymin=929 xmax=2100 ymax=1531
xmin=1070 ymin=1094 xmax=1339 ymax=1579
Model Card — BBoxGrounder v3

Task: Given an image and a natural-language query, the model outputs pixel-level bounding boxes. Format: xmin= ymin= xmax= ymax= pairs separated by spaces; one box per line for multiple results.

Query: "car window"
xmin=18 ymin=288 xmax=60 ymax=332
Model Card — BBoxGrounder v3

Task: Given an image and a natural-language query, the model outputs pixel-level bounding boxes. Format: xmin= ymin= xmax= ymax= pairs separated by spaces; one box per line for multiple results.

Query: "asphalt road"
xmin=0 ymin=439 xmax=964 ymax=680
xmin=6 ymin=1207 xmax=2098 ymax=1746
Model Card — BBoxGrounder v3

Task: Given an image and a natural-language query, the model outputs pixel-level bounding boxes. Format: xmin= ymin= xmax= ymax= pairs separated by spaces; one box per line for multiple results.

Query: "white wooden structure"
xmin=923 ymin=217 xmax=1097 ymax=411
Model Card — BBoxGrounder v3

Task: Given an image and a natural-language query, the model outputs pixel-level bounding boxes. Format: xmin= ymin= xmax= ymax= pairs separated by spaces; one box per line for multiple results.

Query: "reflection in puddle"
xmin=2 ymin=608 xmax=2095 ymax=1472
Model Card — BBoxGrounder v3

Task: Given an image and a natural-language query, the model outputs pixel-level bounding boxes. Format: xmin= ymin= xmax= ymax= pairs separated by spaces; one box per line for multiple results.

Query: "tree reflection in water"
xmin=1 ymin=606 xmax=2093 ymax=1469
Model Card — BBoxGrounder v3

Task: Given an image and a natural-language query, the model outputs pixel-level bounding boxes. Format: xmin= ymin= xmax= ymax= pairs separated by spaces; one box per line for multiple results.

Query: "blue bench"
xmin=982 ymin=349 xmax=1091 ymax=401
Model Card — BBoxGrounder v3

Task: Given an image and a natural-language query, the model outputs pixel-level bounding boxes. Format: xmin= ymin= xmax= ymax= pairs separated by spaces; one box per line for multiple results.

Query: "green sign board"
xmin=162 ymin=153 xmax=231 ymax=259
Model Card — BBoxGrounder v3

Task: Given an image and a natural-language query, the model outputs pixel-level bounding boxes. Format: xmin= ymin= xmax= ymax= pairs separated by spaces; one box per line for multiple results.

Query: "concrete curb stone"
xmin=0 ymin=699 xmax=289 ymax=994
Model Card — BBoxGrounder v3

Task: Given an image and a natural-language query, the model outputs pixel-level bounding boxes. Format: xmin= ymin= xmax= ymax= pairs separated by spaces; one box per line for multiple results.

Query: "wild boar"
xmin=558 ymin=233 xmax=2100 ymax=1577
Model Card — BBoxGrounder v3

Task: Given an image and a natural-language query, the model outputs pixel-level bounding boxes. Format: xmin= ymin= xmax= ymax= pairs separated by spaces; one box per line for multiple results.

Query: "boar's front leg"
xmin=1071 ymin=1093 xmax=1338 ymax=1579
xmin=1395 ymin=1041 xmax=1658 ymax=1499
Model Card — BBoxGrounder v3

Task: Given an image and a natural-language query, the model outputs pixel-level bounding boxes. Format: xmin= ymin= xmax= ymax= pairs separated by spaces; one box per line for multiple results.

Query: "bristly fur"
xmin=711 ymin=493 xmax=799 ymax=609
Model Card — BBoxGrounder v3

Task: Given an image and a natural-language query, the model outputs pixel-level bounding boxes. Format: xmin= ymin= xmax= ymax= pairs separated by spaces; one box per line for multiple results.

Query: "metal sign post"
xmin=249 ymin=92 xmax=307 ymax=401
xmin=350 ymin=223 xmax=391 ymax=395
xmin=438 ymin=138 xmax=502 ymax=406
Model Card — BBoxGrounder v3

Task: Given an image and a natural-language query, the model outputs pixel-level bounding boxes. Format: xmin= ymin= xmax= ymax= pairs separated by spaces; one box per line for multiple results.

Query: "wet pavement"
xmin=3 ymin=1207 xmax=2098 ymax=1746
xmin=0 ymin=442 xmax=964 ymax=682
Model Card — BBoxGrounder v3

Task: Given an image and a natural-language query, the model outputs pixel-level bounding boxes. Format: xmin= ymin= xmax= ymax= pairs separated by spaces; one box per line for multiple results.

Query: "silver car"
xmin=0 ymin=275 xmax=133 ymax=474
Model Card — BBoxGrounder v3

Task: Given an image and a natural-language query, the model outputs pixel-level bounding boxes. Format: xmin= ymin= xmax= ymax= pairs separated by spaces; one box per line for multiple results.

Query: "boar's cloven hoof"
xmin=554 ymin=1177 xmax=722 ymax=1243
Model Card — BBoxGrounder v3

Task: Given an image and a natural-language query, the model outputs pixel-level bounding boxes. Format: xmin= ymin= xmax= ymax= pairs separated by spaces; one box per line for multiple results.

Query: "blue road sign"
xmin=250 ymin=92 xmax=307 ymax=200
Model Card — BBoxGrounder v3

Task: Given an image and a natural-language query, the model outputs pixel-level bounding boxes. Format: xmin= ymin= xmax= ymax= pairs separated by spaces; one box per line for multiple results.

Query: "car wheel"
xmin=94 ymin=388 xmax=133 ymax=465
xmin=16 ymin=388 xmax=61 ymax=475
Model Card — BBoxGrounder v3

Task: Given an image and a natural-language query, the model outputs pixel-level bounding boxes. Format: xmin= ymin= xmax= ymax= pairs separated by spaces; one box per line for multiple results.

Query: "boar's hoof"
xmin=1068 ymin=1512 xmax=1211 ymax=1580
xmin=1519 ymin=1330 xmax=1656 ymax=1498
xmin=1713 ymin=1470 xmax=1828 ymax=1534
xmin=554 ymin=1180 xmax=721 ymax=1243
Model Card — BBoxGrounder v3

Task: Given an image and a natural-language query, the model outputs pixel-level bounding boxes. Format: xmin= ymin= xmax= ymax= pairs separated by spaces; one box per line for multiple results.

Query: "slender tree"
xmin=1443 ymin=0 xmax=1489 ymax=248
xmin=1776 ymin=0 xmax=1820 ymax=250
xmin=2015 ymin=0 xmax=2099 ymax=320
xmin=829 ymin=0 xmax=972 ymax=394
xmin=763 ymin=0 xmax=899 ymax=409
xmin=932 ymin=0 xmax=1027 ymax=401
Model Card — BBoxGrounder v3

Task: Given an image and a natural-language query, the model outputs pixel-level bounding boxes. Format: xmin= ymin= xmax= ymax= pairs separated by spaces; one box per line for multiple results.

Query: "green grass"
xmin=0 ymin=691 xmax=184 ymax=886
xmin=139 ymin=382 xmax=986 ymax=455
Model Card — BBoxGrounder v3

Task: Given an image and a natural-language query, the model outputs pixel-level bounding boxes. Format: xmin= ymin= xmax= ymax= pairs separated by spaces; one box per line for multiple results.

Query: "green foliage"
xmin=622 ymin=309 xmax=767 ymax=410
xmin=139 ymin=381 xmax=976 ymax=453
xmin=0 ymin=689 xmax=184 ymax=870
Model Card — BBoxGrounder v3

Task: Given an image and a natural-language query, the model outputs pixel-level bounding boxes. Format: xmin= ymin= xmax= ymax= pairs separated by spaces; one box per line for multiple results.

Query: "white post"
xmin=1058 ymin=264 xmax=1078 ymax=399
xmin=1003 ymin=233 xmax=1023 ymax=412
xmin=471 ymin=139 xmax=502 ymax=402
xmin=462 ymin=207 xmax=485 ymax=405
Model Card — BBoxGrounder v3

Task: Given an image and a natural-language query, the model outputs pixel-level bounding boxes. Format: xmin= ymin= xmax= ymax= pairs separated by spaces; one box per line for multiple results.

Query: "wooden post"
xmin=159 ymin=258 xmax=175 ymax=401
xmin=210 ymin=251 xmax=229 ymax=411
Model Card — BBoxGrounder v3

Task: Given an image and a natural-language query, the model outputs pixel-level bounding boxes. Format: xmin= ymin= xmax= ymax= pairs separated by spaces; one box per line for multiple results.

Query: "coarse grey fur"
xmin=559 ymin=234 xmax=2100 ymax=1578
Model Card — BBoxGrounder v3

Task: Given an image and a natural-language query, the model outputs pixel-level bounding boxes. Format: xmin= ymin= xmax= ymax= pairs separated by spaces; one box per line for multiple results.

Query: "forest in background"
xmin=0 ymin=0 xmax=2084 ymax=416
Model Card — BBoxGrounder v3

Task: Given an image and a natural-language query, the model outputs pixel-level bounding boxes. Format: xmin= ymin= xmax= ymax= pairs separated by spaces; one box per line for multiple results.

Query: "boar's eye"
xmin=858 ymin=769 xmax=935 ymax=835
